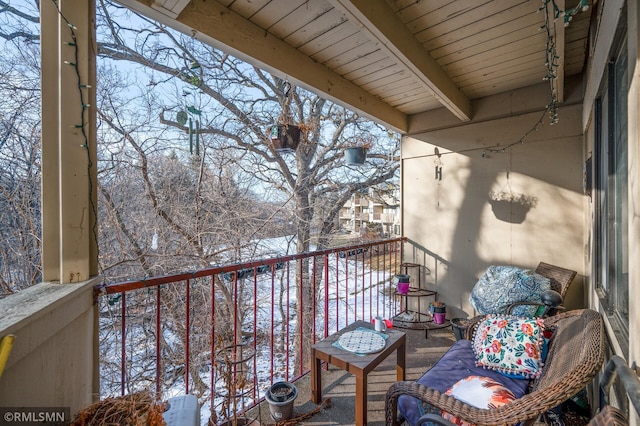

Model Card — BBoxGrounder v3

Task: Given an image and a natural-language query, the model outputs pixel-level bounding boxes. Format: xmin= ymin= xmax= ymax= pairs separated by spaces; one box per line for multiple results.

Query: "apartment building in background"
xmin=339 ymin=185 xmax=400 ymax=237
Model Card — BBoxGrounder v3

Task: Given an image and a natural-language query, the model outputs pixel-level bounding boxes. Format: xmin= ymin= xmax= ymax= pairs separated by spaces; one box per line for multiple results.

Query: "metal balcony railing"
xmin=96 ymin=238 xmax=405 ymax=421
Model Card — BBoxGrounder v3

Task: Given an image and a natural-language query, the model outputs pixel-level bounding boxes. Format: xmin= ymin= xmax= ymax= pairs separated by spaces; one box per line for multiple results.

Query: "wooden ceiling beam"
xmin=330 ymin=0 xmax=472 ymax=121
xmin=150 ymin=0 xmax=191 ymax=19
xmin=115 ymin=0 xmax=408 ymax=132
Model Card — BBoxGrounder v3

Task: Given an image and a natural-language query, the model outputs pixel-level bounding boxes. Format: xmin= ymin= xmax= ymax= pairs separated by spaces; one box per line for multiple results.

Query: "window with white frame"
xmin=593 ymin=12 xmax=629 ymax=351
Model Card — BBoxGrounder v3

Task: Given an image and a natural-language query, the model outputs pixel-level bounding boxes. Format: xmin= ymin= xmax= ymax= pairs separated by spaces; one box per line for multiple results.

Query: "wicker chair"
xmin=534 ymin=262 xmax=577 ymax=297
xmin=505 ymin=262 xmax=577 ymax=316
xmin=385 ymin=309 xmax=605 ymax=426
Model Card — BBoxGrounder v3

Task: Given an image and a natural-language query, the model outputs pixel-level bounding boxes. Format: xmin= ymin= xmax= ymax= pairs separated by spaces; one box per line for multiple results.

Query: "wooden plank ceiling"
xmin=117 ymin=0 xmax=592 ymax=133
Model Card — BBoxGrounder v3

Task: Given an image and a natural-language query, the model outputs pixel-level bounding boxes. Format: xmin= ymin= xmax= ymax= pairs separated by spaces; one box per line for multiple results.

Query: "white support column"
xmin=40 ymin=0 xmax=60 ymax=282
xmin=41 ymin=0 xmax=97 ymax=283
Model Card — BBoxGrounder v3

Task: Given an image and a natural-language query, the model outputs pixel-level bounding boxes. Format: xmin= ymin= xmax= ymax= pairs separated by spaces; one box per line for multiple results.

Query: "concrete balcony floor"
xmin=249 ymin=326 xmax=455 ymax=425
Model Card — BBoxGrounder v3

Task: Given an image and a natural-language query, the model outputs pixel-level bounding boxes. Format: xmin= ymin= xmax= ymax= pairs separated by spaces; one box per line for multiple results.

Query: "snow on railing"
xmin=96 ymin=237 xmax=405 ymax=422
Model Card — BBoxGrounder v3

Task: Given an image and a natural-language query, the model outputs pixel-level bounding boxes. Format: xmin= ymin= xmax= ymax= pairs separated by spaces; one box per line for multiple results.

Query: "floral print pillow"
xmin=472 ymin=315 xmax=545 ymax=379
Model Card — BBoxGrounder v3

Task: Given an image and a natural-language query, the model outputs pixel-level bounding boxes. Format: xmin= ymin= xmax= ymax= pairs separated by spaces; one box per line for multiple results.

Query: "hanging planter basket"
xmin=269 ymin=123 xmax=301 ymax=153
xmin=344 ymin=146 xmax=367 ymax=165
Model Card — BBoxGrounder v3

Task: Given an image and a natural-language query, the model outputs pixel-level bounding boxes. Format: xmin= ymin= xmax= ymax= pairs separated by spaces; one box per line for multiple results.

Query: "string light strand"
xmin=481 ymin=0 xmax=590 ymax=156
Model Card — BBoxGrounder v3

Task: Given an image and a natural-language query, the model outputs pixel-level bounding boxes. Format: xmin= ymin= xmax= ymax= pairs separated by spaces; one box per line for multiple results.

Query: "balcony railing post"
xmin=121 ymin=291 xmax=126 ymax=396
xmin=360 ymin=251 xmax=365 ymax=321
xmin=382 ymin=243 xmax=387 ymax=319
xmin=298 ymin=257 xmax=303 ymax=376
xmin=368 ymin=246 xmax=373 ymax=320
xmin=375 ymin=245 xmax=380 ymax=318
xmin=156 ymin=286 xmax=161 ymax=398
xmin=285 ymin=261 xmax=290 ymax=381
xmin=345 ymin=253 xmax=349 ymax=326
xmin=270 ymin=264 xmax=275 ymax=383
xmin=185 ymin=278 xmax=191 ymax=394
xmin=210 ymin=275 xmax=216 ymax=408
xmin=312 ymin=255 xmax=317 ymax=345
xmin=252 ymin=268 xmax=258 ymax=400
xmin=335 ymin=253 xmax=339 ymax=332
xmin=232 ymin=274 xmax=239 ymax=395
xmin=323 ymin=253 xmax=329 ymax=339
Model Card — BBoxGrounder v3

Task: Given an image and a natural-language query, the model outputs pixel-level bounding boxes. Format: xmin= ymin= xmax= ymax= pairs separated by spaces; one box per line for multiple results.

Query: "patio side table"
xmin=310 ymin=320 xmax=406 ymax=426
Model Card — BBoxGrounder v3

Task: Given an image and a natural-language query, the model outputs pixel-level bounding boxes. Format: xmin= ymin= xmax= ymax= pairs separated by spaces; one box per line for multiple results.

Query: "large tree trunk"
xmin=293 ymin=188 xmax=315 ymax=374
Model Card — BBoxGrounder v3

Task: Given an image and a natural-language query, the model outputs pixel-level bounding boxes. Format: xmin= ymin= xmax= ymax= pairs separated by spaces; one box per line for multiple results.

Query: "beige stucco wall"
xmin=0 ymin=279 xmax=98 ymax=414
xmin=401 ymin=86 xmax=585 ymax=319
